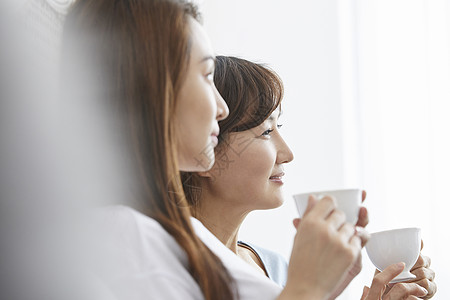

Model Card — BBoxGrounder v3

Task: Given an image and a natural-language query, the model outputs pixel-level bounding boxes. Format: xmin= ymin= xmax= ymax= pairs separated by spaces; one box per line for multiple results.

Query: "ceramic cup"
xmin=293 ymin=188 xmax=362 ymax=225
xmin=366 ymin=227 xmax=421 ymax=283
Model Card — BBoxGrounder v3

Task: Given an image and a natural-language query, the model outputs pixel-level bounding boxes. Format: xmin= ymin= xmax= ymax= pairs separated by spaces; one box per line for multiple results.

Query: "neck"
xmin=194 ymin=187 xmax=250 ymax=254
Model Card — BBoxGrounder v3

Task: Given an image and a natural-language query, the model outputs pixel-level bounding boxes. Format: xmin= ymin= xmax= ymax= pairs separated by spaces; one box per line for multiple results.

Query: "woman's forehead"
xmin=188 ymin=18 xmax=214 ymax=64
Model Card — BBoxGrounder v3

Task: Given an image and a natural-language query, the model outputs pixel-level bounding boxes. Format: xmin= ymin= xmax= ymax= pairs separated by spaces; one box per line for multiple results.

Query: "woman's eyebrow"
xmin=267 ymin=115 xmax=277 ymax=123
xmin=199 ymin=55 xmax=215 ymax=64
xmin=268 ymin=110 xmax=281 ymax=122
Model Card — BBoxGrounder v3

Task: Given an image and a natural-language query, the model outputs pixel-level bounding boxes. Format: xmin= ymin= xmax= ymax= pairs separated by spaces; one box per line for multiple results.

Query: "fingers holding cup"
xmin=364 ymin=263 xmax=428 ymax=300
xmin=365 ymin=228 xmax=421 ymax=284
xmin=407 ymin=254 xmax=436 ymax=299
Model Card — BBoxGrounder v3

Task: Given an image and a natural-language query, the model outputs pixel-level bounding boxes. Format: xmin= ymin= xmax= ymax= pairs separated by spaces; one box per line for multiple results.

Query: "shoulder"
xmin=97 ymin=205 xmax=160 ymax=230
xmin=97 ymin=205 xmax=176 ymax=243
xmin=94 ymin=205 xmax=189 ymax=273
xmin=90 ymin=205 xmax=203 ymax=298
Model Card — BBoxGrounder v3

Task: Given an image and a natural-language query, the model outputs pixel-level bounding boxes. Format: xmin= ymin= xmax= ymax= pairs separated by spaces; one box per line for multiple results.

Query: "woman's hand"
xmin=361 ymin=263 xmax=429 ymax=300
xmin=281 ymin=195 xmax=362 ymax=299
xmin=405 ymin=252 xmax=436 ymax=299
xmin=292 ymin=190 xmax=370 ymax=300
xmin=372 ymin=241 xmax=437 ymax=299
xmin=328 ymin=190 xmax=370 ymax=299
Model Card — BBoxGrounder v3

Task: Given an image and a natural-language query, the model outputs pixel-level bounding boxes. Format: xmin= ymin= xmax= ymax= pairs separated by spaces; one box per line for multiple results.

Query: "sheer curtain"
xmin=341 ymin=0 xmax=450 ymax=298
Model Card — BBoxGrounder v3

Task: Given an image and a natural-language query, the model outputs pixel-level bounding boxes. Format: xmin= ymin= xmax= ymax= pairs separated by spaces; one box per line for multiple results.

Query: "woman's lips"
xmin=269 ymin=172 xmax=285 ymax=184
xmin=211 ymin=134 xmax=218 ymax=146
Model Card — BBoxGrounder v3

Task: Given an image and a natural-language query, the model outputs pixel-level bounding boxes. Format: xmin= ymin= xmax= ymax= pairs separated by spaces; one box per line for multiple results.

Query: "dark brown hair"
xmin=181 ymin=56 xmax=284 ymax=212
xmin=62 ymin=1 xmax=236 ymax=299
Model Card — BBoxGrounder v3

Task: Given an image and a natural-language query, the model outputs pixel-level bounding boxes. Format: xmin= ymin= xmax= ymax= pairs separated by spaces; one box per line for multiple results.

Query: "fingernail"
xmin=396 ymin=262 xmax=405 ymax=269
xmin=420 ymin=287 xmax=428 ymax=294
xmin=356 ymin=227 xmax=370 ymax=236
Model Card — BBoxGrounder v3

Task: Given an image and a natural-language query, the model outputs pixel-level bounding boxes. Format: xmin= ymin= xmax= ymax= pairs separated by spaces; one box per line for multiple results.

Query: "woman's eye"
xmin=261 ymin=129 xmax=274 ymax=136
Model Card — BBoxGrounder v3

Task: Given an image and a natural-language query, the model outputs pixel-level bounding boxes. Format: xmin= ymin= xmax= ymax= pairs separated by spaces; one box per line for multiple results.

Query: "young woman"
xmin=62 ymin=1 xmax=235 ymax=299
xmin=63 ymin=0 xmax=367 ymax=297
xmin=182 ymin=56 xmax=436 ymax=299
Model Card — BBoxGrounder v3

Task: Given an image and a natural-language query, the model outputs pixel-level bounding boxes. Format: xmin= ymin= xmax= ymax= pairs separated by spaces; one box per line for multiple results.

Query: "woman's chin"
xmin=258 ymin=197 xmax=284 ymax=210
xmin=179 ymin=152 xmax=214 ymax=172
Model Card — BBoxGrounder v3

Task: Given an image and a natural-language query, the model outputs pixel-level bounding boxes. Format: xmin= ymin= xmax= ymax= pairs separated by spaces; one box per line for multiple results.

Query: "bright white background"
xmin=200 ymin=0 xmax=450 ymax=299
xmin=13 ymin=0 xmax=448 ymax=298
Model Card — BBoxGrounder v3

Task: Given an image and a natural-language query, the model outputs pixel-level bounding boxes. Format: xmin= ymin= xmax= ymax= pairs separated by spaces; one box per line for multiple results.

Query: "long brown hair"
xmin=62 ymin=1 xmax=236 ymax=299
xmin=182 ymin=56 xmax=284 ymax=212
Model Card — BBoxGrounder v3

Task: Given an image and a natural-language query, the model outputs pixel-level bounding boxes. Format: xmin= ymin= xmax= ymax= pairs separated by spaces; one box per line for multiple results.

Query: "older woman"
xmin=182 ymin=55 xmax=436 ymax=299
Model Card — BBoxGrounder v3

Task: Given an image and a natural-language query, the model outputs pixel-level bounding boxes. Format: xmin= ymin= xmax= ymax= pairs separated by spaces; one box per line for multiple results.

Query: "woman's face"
xmin=207 ymin=108 xmax=294 ymax=210
xmin=175 ymin=19 xmax=229 ymax=172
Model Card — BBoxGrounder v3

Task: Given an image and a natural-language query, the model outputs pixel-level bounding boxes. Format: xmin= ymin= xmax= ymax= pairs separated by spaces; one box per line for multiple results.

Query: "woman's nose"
xmin=277 ymin=136 xmax=294 ymax=164
xmin=214 ymin=86 xmax=229 ymax=121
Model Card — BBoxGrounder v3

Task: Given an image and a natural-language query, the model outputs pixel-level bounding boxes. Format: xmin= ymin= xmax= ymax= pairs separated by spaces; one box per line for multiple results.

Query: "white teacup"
xmin=293 ymin=189 xmax=362 ymax=225
xmin=365 ymin=227 xmax=421 ymax=283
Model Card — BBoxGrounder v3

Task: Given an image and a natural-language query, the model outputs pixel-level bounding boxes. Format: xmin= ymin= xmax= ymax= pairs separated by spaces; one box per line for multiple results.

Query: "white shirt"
xmin=95 ymin=205 xmax=282 ymax=300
